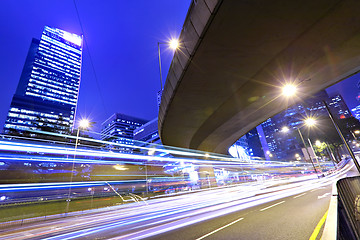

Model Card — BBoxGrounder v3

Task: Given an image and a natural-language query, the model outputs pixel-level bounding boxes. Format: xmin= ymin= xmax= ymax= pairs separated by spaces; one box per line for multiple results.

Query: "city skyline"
xmin=1 ymin=0 xmax=360 ymax=138
xmin=0 ymin=0 xmax=191 ymax=133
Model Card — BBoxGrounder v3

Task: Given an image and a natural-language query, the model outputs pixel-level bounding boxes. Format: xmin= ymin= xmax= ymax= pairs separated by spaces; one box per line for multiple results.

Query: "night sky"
xmin=1 ymin=0 xmax=360 ymax=136
xmin=0 ymin=0 xmax=191 ymax=134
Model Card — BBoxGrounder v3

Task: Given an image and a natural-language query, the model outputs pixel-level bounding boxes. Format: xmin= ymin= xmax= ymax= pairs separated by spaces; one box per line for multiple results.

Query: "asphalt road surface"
xmin=148 ymin=184 xmax=332 ymax=240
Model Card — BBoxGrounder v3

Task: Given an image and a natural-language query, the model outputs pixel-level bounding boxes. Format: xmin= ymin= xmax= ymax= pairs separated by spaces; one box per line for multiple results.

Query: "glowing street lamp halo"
xmin=79 ymin=119 xmax=90 ymax=129
xmin=169 ymin=38 xmax=180 ymax=50
xmin=282 ymin=83 xmax=297 ymax=97
xmin=304 ymin=117 xmax=316 ymax=127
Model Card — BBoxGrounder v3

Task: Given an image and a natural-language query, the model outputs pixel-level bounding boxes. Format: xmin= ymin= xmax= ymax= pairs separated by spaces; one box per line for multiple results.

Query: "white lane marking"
xmin=318 ymin=193 xmax=331 ymax=199
xmin=260 ymin=201 xmax=285 ymax=212
xmin=293 ymin=193 xmax=306 ymax=199
xmin=195 ymin=217 xmax=244 ymax=240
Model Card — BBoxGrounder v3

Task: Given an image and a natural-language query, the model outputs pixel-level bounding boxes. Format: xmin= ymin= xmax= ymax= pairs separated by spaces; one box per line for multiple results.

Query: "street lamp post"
xmin=296 ymin=128 xmax=320 ymax=178
xmin=157 ymin=39 xmax=180 ymax=103
xmin=157 ymin=42 xmax=164 ymax=91
xmin=282 ymin=125 xmax=319 ymax=178
xmin=280 ymin=85 xmax=325 ymax=177
xmin=66 ymin=119 xmax=90 ymax=213
xmin=307 ymin=138 xmax=321 ymax=168
xmin=322 ymin=100 xmax=360 ymax=173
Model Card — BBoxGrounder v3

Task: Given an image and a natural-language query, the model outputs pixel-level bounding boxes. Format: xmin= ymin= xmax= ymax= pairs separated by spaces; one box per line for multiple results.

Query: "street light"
xmin=66 ymin=118 xmax=91 ymax=213
xmin=169 ymin=38 xmax=180 ymax=50
xmin=282 ymin=84 xmax=297 ymax=97
xmin=157 ymin=38 xmax=181 ymax=91
xmin=302 ymin=118 xmax=319 ymax=167
xmin=281 ymin=120 xmax=320 ymax=178
xmin=75 ymin=119 xmax=90 ymax=146
xmin=304 ymin=117 xmax=316 ymax=127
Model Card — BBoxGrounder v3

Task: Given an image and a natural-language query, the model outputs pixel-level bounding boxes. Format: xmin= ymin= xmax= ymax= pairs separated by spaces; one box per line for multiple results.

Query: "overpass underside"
xmin=159 ymin=0 xmax=360 ymax=154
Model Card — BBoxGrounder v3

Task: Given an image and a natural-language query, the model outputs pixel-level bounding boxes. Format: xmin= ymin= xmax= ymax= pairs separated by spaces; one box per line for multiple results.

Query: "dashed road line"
xmin=195 ymin=217 xmax=244 ymax=240
xmin=260 ymin=201 xmax=285 ymax=212
xmin=294 ymin=193 xmax=306 ymax=199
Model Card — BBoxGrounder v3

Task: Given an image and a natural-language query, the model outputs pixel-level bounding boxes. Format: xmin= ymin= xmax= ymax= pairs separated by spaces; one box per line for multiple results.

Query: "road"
xmin=0 ymin=163 xmax=353 ymax=240
xmin=149 ymin=185 xmax=331 ymax=240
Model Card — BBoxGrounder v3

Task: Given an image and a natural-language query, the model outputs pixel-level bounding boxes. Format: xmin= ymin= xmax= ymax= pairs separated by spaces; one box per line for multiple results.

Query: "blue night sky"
xmin=0 ymin=0 xmax=360 ymax=136
xmin=0 ymin=0 xmax=191 ymax=133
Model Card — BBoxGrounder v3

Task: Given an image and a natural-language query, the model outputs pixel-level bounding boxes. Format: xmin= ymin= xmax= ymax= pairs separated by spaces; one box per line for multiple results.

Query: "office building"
xmin=4 ymin=26 xmax=82 ymax=135
xmin=133 ymin=118 xmax=161 ymax=144
xmin=101 ymin=113 xmax=148 ymax=151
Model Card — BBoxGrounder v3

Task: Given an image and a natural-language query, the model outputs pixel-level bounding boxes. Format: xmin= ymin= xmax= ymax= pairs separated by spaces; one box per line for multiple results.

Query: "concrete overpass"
xmin=159 ymin=0 xmax=360 ymax=154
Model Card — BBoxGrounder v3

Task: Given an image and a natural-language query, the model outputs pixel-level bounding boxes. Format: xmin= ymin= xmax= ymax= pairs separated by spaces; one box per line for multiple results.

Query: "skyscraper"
xmin=4 ymin=26 xmax=83 ymax=135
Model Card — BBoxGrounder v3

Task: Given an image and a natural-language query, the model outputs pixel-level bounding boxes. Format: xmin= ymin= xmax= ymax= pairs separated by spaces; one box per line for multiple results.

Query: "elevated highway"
xmin=159 ymin=0 xmax=360 ymax=154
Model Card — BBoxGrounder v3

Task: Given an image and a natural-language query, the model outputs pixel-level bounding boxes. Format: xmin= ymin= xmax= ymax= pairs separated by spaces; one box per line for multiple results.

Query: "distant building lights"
xmin=63 ymin=31 xmax=82 ymax=46
xmin=281 ymin=126 xmax=289 ymax=133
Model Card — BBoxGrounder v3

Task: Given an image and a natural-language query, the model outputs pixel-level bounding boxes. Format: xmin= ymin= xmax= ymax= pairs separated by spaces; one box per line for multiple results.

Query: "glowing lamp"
xmin=282 ymin=84 xmax=297 ymax=97
xmin=169 ymin=39 xmax=180 ymax=50
xmin=304 ymin=118 xmax=316 ymax=127
xmin=79 ymin=119 xmax=90 ymax=129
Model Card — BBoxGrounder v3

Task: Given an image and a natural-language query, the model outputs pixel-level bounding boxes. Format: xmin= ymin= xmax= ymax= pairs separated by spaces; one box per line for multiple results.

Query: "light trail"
xmin=0 ymin=162 xmax=352 ymax=240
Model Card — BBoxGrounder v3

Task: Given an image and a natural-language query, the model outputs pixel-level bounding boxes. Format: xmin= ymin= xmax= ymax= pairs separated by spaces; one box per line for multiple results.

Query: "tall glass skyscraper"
xmin=4 ymin=26 xmax=83 ymax=135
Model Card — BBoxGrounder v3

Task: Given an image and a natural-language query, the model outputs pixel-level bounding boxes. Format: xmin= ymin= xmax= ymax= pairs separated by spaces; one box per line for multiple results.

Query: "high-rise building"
xmin=101 ymin=113 xmax=148 ymax=150
xmin=246 ymin=128 xmax=265 ymax=158
xmin=4 ymin=26 xmax=83 ymax=135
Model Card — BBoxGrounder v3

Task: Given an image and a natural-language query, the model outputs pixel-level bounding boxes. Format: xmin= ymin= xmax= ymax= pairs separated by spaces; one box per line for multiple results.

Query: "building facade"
xmin=4 ymin=26 xmax=83 ymax=135
xmin=101 ymin=113 xmax=148 ymax=150
xmin=133 ymin=118 xmax=161 ymax=144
